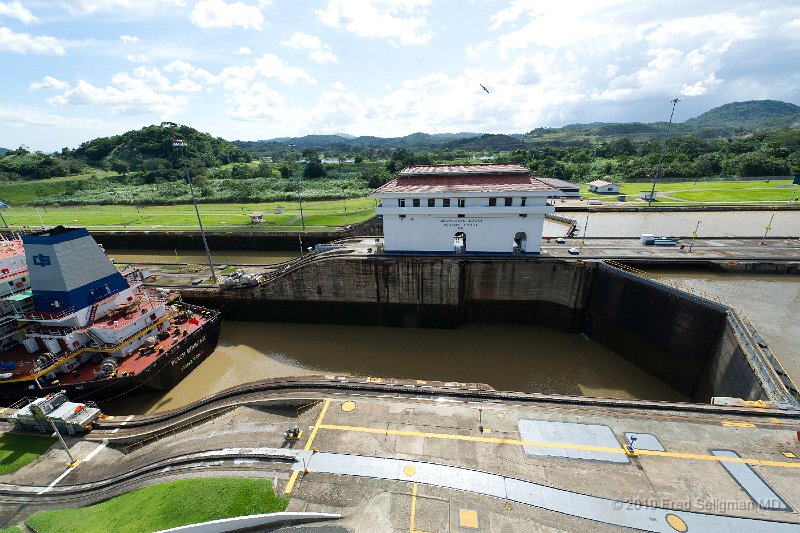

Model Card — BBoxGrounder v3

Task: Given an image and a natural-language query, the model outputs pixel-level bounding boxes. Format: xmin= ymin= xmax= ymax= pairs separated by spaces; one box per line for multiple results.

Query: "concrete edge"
xmin=154 ymin=512 xmax=341 ymax=533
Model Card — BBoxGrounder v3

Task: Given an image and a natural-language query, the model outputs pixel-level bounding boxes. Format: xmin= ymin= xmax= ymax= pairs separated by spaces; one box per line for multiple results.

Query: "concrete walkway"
xmin=294 ymin=451 xmax=800 ymax=532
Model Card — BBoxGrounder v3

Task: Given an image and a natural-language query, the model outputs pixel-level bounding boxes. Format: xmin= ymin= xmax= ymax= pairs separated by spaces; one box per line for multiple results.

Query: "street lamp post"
xmin=648 ymin=98 xmax=681 ymax=207
xmin=173 ymin=140 xmax=217 ymax=282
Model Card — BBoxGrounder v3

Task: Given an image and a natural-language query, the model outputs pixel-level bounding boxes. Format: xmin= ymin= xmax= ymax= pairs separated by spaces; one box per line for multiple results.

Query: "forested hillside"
xmin=70 ymin=124 xmax=250 ymax=178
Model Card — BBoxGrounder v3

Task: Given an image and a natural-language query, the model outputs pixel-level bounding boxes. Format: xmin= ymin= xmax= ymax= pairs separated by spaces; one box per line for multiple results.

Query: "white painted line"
xmin=83 ymin=440 xmax=108 ymax=462
xmin=111 ymin=414 xmax=134 ymax=434
xmin=38 ymin=466 xmax=77 ymax=495
xmin=38 ymin=439 xmax=109 ymax=495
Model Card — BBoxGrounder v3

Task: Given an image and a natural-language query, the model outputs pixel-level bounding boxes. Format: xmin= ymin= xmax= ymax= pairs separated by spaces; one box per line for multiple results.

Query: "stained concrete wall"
xmin=183 ymin=255 xmax=771 ymax=402
xmin=694 ymin=321 xmax=768 ymax=401
xmin=184 ymin=256 xmax=592 ymax=331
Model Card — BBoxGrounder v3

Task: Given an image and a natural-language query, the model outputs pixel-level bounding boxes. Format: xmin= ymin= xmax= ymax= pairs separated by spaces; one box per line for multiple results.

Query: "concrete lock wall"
xmin=183 ymin=255 xmax=771 ymax=402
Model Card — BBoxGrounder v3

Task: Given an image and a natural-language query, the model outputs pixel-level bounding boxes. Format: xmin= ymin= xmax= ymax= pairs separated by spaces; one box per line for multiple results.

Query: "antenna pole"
xmin=648 ymin=98 xmax=681 ymax=207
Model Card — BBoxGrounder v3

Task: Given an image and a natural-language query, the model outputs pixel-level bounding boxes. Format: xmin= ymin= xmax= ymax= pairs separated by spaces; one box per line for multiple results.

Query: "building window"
xmin=504 ymin=197 xmax=513 ymax=206
xmin=458 ymin=198 xmax=465 ymax=208
xmin=458 ymin=214 xmax=465 ymax=218
xmin=412 ymin=198 xmax=420 ymax=207
xmin=398 ymin=199 xmax=406 ymax=207
xmin=428 ymin=198 xmax=435 ymax=207
xmin=521 ymin=197 xmax=527 ymax=207
xmin=488 ymin=198 xmax=497 ymax=207
xmin=443 ymin=198 xmax=450 ymax=207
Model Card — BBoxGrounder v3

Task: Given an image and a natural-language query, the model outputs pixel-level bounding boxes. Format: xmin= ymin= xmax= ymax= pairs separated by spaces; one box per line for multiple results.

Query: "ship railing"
xmin=600 ymin=260 xmax=799 ymax=406
xmin=25 ymin=308 xmax=182 ymax=378
xmin=0 ymin=266 xmax=28 ymax=281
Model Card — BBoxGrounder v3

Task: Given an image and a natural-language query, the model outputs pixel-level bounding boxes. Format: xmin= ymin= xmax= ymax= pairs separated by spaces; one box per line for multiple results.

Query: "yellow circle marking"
xmin=666 ymin=513 xmax=687 ymax=532
xmin=497 ymin=413 xmax=505 ymax=420
xmin=404 ymin=465 xmax=416 ymax=476
xmin=341 ymin=401 xmax=356 ymax=412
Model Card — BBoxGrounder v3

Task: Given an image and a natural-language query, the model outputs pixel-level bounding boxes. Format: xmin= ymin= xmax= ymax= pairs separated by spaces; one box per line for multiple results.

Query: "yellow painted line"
xmin=317 ymin=423 xmax=800 ymax=469
xmin=284 ymin=398 xmax=331 ymax=495
xmin=409 ymin=482 xmax=418 ymax=533
xmin=721 ymin=421 xmax=757 ymax=428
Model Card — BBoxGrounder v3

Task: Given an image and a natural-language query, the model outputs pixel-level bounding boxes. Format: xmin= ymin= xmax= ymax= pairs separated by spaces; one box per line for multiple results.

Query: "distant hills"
xmin=239 ymin=99 xmax=800 ymax=153
xmin=0 ymin=147 xmax=8 ymax=156
xmin=683 ymin=100 xmax=800 ymax=129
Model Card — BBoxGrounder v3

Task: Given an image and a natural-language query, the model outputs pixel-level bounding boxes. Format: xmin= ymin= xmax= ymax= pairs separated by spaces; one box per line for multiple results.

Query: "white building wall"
xmin=383 ymin=214 xmax=548 ymax=254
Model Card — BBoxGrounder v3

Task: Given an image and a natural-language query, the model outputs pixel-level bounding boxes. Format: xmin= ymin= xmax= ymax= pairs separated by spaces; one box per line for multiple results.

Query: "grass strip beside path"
xmin=26 ymin=478 xmax=288 ymax=533
xmin=0 ymin=433 xmax=56 ymax=476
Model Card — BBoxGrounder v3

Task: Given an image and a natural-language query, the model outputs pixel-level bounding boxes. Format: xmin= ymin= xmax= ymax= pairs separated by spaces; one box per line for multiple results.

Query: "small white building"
xmin=587 ymin=179 xmax=619 ymax=194
xmin=369 ymin=164 xmax=557 ymax=255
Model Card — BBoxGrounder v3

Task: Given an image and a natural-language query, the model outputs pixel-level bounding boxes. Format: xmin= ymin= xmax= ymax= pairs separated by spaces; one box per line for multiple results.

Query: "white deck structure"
xmin=369 ymin=164 xmax=557 ymax=254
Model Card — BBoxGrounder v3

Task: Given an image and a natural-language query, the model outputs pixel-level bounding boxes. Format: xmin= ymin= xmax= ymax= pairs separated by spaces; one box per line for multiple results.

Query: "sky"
xmin=1 ymin=0 xmax=799 ymax=152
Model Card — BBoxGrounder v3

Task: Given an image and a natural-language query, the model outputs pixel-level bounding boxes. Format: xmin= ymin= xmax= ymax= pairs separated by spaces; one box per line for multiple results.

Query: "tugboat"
xmin=0 ymin=227 xmax=222 ymax=404
xmin=219 ymin=268 xmax=261 ymax=290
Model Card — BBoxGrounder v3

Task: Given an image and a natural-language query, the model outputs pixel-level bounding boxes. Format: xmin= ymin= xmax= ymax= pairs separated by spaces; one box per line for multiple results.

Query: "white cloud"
xmin=119 ymin=34 xmax=139 ymax=43
xmin=29 ymin=75 xmax=69 ymax=91
xmin=234 ymin=46 xmax=252 ymax=55
xmin=125 ymin=53 xmax=147 ymax=62
xmin=253 ymin=54 xmax=316 ymax=84
xmin=190 ymin=0 xmax=264 ymax=30
xmin=48 ymin=79 xmax=189 ymax=116
xmin=315 ymin=0 xmax=434 ymax=45
xmin=46 ymin=65 xmax=207 ymax=116
xmin=281 ymin=32 xmax=338 ymax=64
xmin=225 ymin=81 xmax=285 ymax=120
xmin=0 ymin=106 xmax=103 ymax=128
xmin=0 ymin=1 xmax=38 ymax=24
xmin=57 ymin=0 xmax=185 ymax=15
xmin=0 ymin=26 xmax=64 ymax=55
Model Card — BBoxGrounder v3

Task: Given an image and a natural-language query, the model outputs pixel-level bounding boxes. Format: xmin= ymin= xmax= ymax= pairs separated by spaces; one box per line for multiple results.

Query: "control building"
xmin=369 ymin=164 xmax=557 ymax=254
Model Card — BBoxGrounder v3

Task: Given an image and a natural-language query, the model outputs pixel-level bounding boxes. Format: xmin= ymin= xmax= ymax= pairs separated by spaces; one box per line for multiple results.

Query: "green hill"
xmin=72 ymin=124 xmax=250 ymax=173
xmin=0 ymin=147 xmax=8 ymax=156
xmin=684 ymin=100 xmax=800 ymax=130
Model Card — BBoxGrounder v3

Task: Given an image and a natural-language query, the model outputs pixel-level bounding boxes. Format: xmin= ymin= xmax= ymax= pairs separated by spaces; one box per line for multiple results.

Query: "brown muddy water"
xmin=101 ymin=322 xmax=688 ymax=414
xmin=98 ymin=246 xmax=800 ymax=415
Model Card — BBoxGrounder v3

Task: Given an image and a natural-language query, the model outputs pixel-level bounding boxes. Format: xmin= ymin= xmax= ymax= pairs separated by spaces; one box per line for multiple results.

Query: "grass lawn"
xmin=579 ymin=179 xmax=796 ymax=204
xmin=0 ymin=433 xmax=57 ymax=475
xmin=26 ymin=478 xmax=288 ymax=533
xmin=0 ymin=526 xmax=23 ymax=533
xmin=1 ymin=197 xmax=378 ymax=232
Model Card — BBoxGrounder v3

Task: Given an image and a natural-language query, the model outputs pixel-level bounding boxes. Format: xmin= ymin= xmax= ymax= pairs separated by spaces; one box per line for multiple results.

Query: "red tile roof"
xmin=398 ymin=164 xmax=531 ymax=177
xmin=372 ymin=175 xmax=554 ymax=194
xmin=371 ymin=164 xmax=554 ymax=195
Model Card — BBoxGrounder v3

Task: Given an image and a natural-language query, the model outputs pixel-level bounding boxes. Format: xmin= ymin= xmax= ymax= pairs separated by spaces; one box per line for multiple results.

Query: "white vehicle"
xmin=219 ymin=269 xmax=261 ymax=290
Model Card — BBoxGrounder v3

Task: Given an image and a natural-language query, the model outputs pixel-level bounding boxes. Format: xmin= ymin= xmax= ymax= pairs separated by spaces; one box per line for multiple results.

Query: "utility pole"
xmin=49 ymin=419 xmax=78 ymax=466
xmin=173 ymin=140 xmax=217 ymax=282
xmin=688 ymin=221 xmax=700 ymax=253
xmin=648 ymin=98 xmax=681 ymax=207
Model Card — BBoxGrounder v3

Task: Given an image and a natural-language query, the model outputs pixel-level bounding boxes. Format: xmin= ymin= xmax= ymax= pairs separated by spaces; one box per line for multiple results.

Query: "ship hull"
xmin=0 ymin=311 xmax=223 ymax=405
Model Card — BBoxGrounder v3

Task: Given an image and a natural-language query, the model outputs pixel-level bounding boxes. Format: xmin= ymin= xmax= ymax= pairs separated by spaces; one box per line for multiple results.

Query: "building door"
xmin=513 ymin=232 xmax=527 ymax=254
xmin=454 ymin=232 xmax=466 ymax=254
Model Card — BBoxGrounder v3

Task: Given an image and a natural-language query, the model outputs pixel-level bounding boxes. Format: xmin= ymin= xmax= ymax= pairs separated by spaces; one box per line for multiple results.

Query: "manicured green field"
xmin=580 ymin=179 xmax=797 ymax=204
xmin=26 ymin=478 xmax=288 ymax=533
xmin=0 ymin=526 xmax=23 ymax=533
xmin=0 ymin=433 xmax=57 ymax=475
xmin=1 ymin=198 xmax=378 ymax=232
